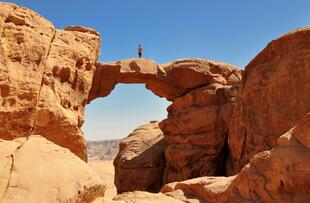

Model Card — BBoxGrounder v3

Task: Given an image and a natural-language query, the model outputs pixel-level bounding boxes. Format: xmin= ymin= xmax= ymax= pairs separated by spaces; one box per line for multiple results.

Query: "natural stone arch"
xmin=0 ymin=1 xmax=243 ymax=167
xmin=88 ymin=58 xmax=243 ymax=190
xmin=88 ymin=58 xmax=242 ymax=102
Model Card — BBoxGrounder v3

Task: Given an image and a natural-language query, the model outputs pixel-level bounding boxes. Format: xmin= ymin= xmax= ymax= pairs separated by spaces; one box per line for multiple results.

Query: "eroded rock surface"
xmin=32 ymin=26 xmax=100 ymax=161
xmin=113 ymin=121 xmax=165 ymax=193
xmin=0 ymin=135 xmax=106 ymax=203
xmin=160 ymin=67 xmax=242 ymax=183
xmin=228 ymin=26 xmax=310 ymax=174
xmin=91 ymin=57 xmax=242 ymax=186
xmin=1 ymin=3 xmax=309 ymax=203
xmin=0 ymin=2 xmax=100 ymax=161
xmin=0 ymin=3 xmax=55 ymax=139
xmin=0 ymin=4 xmax=243 ymax=168
xmin=161 ymin=112 xmax=310 ymax=203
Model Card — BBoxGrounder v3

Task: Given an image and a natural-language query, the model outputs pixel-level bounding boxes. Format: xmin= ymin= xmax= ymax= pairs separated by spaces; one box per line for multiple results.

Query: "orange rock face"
xmin=160 ymin=67 xmax=242 ymax=183
xmin=228 ymin=26 xmax=310 ymax=175
xmin=113 ymin=122 xmax=165 ymax=193
xmin=32 ymin=27 xmax=100 ymax=161
xmin=161 ymin=112 xmax=310 ymax=202
xmin=0 ymin=135 xmax=106 ymax=203
xmin=0 ymin=3 xmax=55 ymax=138
xmin=0 ymin=2 xmax=100 ymax=161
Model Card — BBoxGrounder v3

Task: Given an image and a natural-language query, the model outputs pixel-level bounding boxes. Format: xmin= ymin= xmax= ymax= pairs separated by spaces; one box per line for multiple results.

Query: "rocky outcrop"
xmin=161 ymin=176 xmax=236 ymax=202
xmin=92 ymin=58 xmax=242 ymax=186
xmin=2 ymin=3 xmax=309 ymax=203
xmin=0 ymin=135 xmax=106 ymax=203
xmin=0 ymin=3 xmax=55 ymax=139
xmin=113 ymin=121 xmax=165 ymax=193
xmin=160 ymin=67 xmax=242 ymax=183
xmin=161 ymin=112 xmax=310 ymax=202
xmin=0 ymin=3 xmax=242 ymax=165
xmin=228 ymin=26 xmax=310 ymax=175
xmin=32 ymin=26 xmax=100 ymax=161
xmin=0 ymin=2 xmax=100 ymax=161
xmin=0 ymin=3 xmax=243 ymax=168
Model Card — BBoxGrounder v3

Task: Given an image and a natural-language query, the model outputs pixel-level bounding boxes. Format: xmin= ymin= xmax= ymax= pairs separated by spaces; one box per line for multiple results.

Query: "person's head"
xmin=138 ymin=44 xmax=142 ymax=48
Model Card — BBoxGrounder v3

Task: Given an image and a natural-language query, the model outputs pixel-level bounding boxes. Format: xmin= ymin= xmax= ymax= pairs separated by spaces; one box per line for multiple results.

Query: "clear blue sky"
xmin=8 ymin=0 xmax=310 ymax=140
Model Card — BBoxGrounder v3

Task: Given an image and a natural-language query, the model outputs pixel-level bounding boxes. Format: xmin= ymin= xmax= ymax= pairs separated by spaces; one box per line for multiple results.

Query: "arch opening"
xmin=83 ymin=84 xmax=171 ymax=198
xmin=83 ymin=84 xmax=170 ymax=141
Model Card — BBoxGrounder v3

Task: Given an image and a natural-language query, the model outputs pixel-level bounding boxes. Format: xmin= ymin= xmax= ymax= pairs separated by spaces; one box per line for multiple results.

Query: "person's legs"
xmin=139 ymin=52 xmax=142 ymax=58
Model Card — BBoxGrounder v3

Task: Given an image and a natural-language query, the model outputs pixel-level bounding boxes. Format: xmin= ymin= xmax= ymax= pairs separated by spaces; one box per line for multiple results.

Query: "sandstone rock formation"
xmin=32 ymin=25 xmax=100 ymax=161
xmin=113 ymin=121 xmax=165 ymax=193
xmin=0 ymin=2 xmax=55 ymax=139
xmin=0 ymin=135 xmax=106 ymax=203
xmin=161 ymin=176 xmax=235 ymax=202
xmin=91 ymin=58 xmax=242 ymax=185
xmin=161 ymin=112 xmax=310 ymax=203
xmin=0 ymin=2 xmax=100 ymax=161
xmin=228 ymin=26 xmax=310 ymax=175
xmin=160 ymin=67 xmax=242 ymax=183
xmin=0 ymin=4 xmax=244 ymax=171
xmin=89 ymin=58 xmax=241 ymax=102
xmin=1 ymin=3 xmax=310 ymax=203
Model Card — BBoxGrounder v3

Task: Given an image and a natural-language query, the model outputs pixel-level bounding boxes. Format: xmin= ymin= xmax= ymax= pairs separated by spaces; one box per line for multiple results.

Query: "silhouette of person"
xmin=138 ymin=44 xmax=143 ymax=58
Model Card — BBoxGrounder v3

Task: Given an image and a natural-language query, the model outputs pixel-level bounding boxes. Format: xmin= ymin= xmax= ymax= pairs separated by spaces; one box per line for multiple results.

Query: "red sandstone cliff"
xmin=228 ymin=26 xmax=310 ymax=175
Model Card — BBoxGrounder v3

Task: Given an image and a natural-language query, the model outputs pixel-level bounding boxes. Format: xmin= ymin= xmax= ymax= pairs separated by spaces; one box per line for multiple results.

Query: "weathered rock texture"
xmin=161 ymin=112 xmax=310 ymax=203
xmin=113 ymin=121 xmax=165 ymax=193
xmin=160 ymin=66 xmax=242 ymax=183
xmin=0 ymin=135 xmax=106 ymax=203
xmin=0 ymin=2 xmax=100 ymax=161
xmin=228 ymin=26 xmax=310 ymax=175
xmin=32 ymin=26 xmax=100 ymax=161
xmin=2 ymin=3 xmax=310 ymax=202
xmin=0 ymin=3 xmax=55 ymax=138
xmin=92 ymin=58 xmax=242 ymax=186
xmin=106 ymin=59 xmax=242 ymax=191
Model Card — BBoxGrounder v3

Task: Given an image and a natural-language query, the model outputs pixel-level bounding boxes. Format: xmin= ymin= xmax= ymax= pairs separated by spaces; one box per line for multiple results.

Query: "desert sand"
xmin=89 ymin=160 xmax=117 ymax=202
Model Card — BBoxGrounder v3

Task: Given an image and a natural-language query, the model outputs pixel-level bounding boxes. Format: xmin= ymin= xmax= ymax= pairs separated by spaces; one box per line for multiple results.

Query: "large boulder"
xmin=0 ymin=135 xmax=106 ymax=203
xmin=113 ymin=121 xmax=165 ymax=193
xmin=0 ymin=2 xmax=100 ymax=161
xmin=161 ymin=112 xmax=310 ymax=203
xmin=228 ymin=26 xmax=310 ymax=174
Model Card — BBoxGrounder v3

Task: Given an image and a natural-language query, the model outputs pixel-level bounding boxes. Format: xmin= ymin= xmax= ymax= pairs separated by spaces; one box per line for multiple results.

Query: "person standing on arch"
xmin=138 ymin=44 xmax=143 ymax=58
